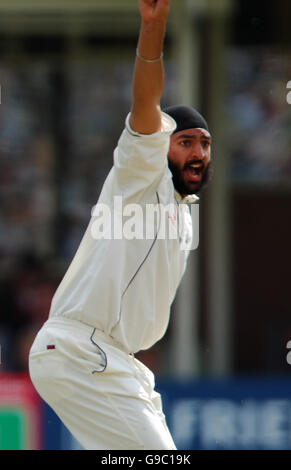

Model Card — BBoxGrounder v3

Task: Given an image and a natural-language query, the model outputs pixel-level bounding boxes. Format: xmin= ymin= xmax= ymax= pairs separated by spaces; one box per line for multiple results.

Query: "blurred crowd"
xmin=226 ymin=48 xmax=291 ymax=182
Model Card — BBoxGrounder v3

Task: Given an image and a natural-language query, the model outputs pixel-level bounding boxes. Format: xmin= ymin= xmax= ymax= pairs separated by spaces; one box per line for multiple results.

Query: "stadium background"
xmin=0 ymin=0 xmax=291 ymax=449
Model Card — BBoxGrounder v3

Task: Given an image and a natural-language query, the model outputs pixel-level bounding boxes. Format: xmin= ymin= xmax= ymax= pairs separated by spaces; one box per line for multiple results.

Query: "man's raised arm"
xmin=129 ymin=0 xmax=170 ymax=135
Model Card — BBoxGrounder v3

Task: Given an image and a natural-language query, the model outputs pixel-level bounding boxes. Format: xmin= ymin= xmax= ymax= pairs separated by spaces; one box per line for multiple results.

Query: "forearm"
xmin=130 ymin=1 xmax=170 ymax=135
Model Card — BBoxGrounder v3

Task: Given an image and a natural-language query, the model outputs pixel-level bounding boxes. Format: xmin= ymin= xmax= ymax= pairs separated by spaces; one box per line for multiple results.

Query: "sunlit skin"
xmin=167 ymin=128 xmax=212 ymax=197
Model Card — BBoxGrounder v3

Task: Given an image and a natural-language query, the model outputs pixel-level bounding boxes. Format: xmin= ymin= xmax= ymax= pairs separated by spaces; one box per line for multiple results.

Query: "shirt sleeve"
xmin=112 ymin=112 xmax=177 ymax=200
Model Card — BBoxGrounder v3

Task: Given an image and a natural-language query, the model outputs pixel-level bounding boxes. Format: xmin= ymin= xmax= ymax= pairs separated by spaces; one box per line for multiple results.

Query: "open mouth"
xmin=184 ymin=161 xmax=204 ymax=183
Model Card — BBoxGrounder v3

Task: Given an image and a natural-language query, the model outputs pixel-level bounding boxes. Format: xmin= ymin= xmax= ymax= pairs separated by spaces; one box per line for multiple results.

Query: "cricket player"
xmin=29 ymin=0 xmax=212 ymax=450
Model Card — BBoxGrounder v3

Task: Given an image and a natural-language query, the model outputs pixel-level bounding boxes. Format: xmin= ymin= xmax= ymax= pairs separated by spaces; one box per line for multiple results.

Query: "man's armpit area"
xmin=125 ymin=112 xmax=176 ymax=137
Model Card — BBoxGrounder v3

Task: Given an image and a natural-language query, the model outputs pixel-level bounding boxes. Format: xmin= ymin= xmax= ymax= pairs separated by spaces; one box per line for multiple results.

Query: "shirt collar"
xmin=174 ymin=191 xmax=199 ymax=204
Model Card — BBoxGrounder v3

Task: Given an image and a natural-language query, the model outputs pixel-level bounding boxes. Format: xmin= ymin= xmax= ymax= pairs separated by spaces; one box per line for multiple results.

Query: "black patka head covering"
xmin=163 ymin=105 xmax=209 ymax=134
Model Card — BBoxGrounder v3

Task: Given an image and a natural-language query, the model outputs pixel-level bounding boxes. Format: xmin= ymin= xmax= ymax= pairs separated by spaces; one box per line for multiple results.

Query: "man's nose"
xmin=191 ymin=142 xmax=206 ymax=160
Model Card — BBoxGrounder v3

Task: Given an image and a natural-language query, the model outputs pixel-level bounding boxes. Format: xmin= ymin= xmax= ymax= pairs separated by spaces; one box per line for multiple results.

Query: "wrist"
xmin=140 ymin=18 xmax=166 ymax=35
xmin=138 ymin=20 xmax=166 ymax=53
xmin=136 ymin=48 xmax=163 ymax=63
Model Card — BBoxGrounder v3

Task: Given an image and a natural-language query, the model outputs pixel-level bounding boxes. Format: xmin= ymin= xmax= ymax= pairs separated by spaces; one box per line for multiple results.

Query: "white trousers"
xmin=28 ymin=317 xmax=176 ymax=450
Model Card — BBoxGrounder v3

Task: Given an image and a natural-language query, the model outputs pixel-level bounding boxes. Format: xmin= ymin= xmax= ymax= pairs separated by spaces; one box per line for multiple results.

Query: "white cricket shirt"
xmin=49 ymin=112 xmax=198 ymax=353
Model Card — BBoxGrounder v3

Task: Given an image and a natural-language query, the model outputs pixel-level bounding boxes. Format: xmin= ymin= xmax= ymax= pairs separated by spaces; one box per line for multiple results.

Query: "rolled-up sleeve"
xmin=113 ymin=112 xmax=176 ymax=198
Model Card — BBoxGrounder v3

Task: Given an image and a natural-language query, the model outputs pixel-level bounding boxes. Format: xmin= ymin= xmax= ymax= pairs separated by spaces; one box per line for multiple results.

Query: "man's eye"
xmin=181 ymin=140 xmax=190 ymax=147
xmin=202 ymin=141 xmax=210 ymax=148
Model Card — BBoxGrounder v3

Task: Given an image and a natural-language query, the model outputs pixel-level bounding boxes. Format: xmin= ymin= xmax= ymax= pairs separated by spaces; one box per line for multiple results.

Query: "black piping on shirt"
xmin=116 ymin=191 xmax=161 ymax=326
xmin=90 ymin=328 xmax=108 ymax=373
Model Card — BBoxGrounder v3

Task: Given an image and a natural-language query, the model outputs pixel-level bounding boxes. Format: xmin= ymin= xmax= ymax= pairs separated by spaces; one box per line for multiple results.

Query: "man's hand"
xmin=139 ymin=0 xmax=170 ymax=24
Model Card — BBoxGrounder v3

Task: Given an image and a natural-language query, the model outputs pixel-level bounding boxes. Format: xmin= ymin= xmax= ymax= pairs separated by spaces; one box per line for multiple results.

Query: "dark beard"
xmin=167 ymin=159 xmax=213 ymax=196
